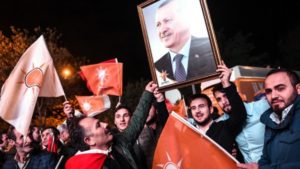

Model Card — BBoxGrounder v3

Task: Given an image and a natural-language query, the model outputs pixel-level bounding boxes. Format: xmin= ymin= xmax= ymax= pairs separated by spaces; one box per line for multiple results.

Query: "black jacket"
xmin=206 ymin=84 xmax=247 ymax=161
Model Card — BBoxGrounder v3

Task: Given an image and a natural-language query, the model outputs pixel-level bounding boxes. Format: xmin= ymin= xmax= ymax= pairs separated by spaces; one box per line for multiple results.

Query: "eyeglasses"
xmin=189 ymin=104 xmax=207 ymax=111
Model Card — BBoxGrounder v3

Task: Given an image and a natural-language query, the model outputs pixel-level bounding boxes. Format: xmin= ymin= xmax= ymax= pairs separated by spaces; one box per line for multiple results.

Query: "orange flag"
xmin=152 ymin=112 xmax=238 ymax=169
xmin=171 ymin=99 xmax=187 ymax=118
xmin=165 ymin=99 xmax=187 ymax=118
xmin=80 ymin=62 xmax=123 ymax=96
xmin=76 ymin=95 xmax=111 ymax=117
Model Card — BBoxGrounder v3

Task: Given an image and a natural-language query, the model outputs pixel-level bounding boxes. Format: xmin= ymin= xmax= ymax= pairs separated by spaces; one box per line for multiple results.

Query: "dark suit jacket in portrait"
xmin=155 ymin=36 xmax=216 ymax=84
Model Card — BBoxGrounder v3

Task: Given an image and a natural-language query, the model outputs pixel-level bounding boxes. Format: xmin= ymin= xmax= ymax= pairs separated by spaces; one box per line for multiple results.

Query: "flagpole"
xmin=63 ymin=95 xmax=67 ymax=101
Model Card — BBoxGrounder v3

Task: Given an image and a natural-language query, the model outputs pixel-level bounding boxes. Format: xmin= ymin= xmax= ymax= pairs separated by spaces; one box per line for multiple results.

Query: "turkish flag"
xmin=80 ymin=61 xmax=123 ymax=96
xmin=76 ymin=95 xmax=111 ymax=117
xmin=152 ymin=112 xmax=238 ymax=169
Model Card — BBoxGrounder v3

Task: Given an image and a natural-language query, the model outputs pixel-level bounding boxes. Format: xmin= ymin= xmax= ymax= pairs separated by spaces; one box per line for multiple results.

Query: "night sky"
xmin=1 ymin=0 xmax=300 ymax=84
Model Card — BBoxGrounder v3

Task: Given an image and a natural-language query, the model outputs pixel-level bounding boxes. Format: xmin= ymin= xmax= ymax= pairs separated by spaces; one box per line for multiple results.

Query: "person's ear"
xmin=296 ymin=83 xmax=300 ymax=94
xmin=84 ymin=136 xmax=95 ymax=146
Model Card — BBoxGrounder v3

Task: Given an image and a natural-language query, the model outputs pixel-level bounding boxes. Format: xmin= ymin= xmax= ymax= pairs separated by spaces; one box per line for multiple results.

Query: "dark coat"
xmin=206 ymin=84 xmax=247 ymax=160
xmin=103 ymin=91 xmax=154 ymax=169
xmin=134 ymin=100 xmax=169 ymax=169
xmin=2 ymin=151 xmax=56 ymax=169
xmin=155 ymin=37 xmax=216 ymax=81
xmin=259 ymin=95 xmax=300 ymax=169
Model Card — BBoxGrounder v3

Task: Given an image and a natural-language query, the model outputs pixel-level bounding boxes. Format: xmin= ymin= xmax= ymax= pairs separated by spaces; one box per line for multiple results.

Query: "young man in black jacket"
xmin=188 ymin=62 xmax=246 ymax=159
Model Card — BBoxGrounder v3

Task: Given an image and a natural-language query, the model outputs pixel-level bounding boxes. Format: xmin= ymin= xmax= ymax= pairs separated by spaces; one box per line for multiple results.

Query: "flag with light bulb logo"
xmin=76 ymin=95 xmax=111 ymax=117
xmin=152 ymin=112 xmax=238 ymax=169
xmin=80 ymin=59 xmax=123 ymax=96
xmin=0 ymin=35 xmax=65 ymax=137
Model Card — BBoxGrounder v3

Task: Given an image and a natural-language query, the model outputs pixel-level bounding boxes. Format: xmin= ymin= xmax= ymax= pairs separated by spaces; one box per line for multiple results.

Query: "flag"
xmin=76 ymin=95 xmax=111 ymax=117
xmin=165 ymin=99 xmax=187 ymax=117
xmin=152 ymin=112 xmax=238 ymax=169
xmin=0 ymin=35 xmax=65 ymax=136
xmin=79 ymin=58 xmax=117 ymax=82
xmin=171 ymin=99 xmax=187 ymax=117
xmin=80 ymin=61 xmax=123 ymax=96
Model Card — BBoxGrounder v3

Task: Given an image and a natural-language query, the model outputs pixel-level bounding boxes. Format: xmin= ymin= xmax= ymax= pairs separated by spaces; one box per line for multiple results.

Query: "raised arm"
xmin=120 ymin=81 xmax=157 ymax=145
xmin=217 ymin=61 xmax=246 ymax=136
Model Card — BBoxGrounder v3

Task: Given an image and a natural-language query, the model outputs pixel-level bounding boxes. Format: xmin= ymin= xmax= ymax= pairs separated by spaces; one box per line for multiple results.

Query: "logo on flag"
xmin=80 ymin=61 xmax=123 ymax=96
xmin=76 ymin=95 xmax=111 ymax=117
xmin=0 ymin=35 xmax=65 ymax=136
xmin=23 ymin=67 xmax=44 ymax=88
xmin=152 ymin=112 xmax=238 ymax=169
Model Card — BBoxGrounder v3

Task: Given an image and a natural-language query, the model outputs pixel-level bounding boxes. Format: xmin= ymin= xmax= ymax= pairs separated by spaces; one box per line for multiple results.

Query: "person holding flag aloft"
xmin=66 ymin=81 xmax=163 ymax=169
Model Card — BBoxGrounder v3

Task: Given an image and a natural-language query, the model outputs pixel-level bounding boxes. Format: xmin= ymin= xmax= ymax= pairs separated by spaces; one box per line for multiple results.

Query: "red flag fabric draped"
xmin=76 ymin=95 xmax=111 ymax=117
xmin=0 ymin=35 xmax=65 ymax=136
xmin=66 ymin=152 xmax=107 ymax=169
xmin=152 ymin=112 xmax=238 ymax=169
xmin=80 ymin=61 xmax=123 ymax=96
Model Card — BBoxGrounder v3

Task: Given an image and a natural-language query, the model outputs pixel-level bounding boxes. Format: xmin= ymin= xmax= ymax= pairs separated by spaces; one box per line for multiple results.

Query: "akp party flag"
xmin=0 ymin=35 xmax=65 ymax=136
xmin=76 ymin=95 xmax=111 ymax=117
xmin=152 ymin=112 xmax=238 ymax=169
xmin=170 ymin=99 xmax=187 ymax=118
xmin=80 ymin=61 xmax=123 ymax=96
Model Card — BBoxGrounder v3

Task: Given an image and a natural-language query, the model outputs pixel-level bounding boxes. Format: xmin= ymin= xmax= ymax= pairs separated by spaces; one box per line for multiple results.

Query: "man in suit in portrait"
xmin=154 ymin=0 xmax=216 ymax=85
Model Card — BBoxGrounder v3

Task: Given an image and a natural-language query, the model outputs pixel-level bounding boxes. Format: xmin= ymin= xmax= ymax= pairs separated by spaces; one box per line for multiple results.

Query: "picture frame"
xmin=137 ymin=0 xmax=221 ymax=91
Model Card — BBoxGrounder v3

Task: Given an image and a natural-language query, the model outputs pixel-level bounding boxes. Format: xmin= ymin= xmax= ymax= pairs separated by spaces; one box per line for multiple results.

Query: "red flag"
xmin=80 ymin=62 xmax=123 ymax=96
xmin=79 ymin=58 xmax=118 ymax=93
xmin=152 ymin=112 xmax=238 ymax=169
xmin=66 ymin=151 xmax=107 ymax=169
xmin=76 ymin=95 xmax=111 ymax=117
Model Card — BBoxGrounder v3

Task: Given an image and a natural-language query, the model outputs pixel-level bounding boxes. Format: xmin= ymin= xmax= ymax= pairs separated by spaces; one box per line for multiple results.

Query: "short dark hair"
xmin=7 ymin=126 xmax=16 ymax=141
xmin=266 ymin=68 xmax=300 ymax=86
xmin=41 ymin=126 xmax=59 ymax=138
xmin=114 ymin=105 xmax=132 ymax=117
xmin=187 ymin=94 xmax=212 ymax=108
xmin=212 ymin=83 xmax=226 ymax=97
xmin=68 ymin=116 xmax=89 ymax=151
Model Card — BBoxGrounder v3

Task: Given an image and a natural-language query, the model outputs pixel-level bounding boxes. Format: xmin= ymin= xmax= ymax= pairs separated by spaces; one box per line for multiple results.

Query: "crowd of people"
xmin=0 ymin=62 xmax=299 ymax=169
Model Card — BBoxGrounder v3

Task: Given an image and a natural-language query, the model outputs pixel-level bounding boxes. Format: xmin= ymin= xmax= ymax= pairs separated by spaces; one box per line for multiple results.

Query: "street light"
xmin=62 ymin=67 xmax=72 ymax=79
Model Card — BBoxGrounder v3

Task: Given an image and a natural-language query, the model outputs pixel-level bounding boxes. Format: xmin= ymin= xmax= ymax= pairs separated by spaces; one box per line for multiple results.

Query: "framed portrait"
xmin=137 ymin=0 xmax=221 ymax=91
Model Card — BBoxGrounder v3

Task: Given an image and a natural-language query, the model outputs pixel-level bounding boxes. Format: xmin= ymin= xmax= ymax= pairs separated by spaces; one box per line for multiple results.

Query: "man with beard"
xmin=212 ymin=78 xmax=270 ymax=163
xmin=237 ymin=69 xmax=300 ymax=169
xmin=188 ymin=62 xmax=246 ymax=157
xmin=2 ymin=128 xmax=56 ymax=169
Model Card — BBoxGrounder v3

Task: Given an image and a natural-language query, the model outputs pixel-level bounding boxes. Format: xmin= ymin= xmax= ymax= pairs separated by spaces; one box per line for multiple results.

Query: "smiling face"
xmin=13 ymin=129 xmax=33 ymax=154
xmin=80 ymin=117 xmax=113 ymax=150
xmin=155 ymin=1 xmax=190 ymax=53
xmin=190 ymin=98 xmax=213 ymax=126
xmin=265 ymin=72 xmax=297 ymax=114
xmin=114 ymin=108 xmax=131 ymax=132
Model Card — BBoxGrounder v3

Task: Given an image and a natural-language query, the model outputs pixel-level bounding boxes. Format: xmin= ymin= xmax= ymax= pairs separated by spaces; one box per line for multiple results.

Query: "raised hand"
xmin=216 ymin=60 xmax=232 ymax=88
xmin=145 ymin=81 xmax=158 ymax=93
